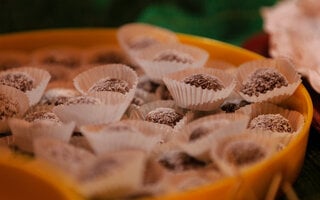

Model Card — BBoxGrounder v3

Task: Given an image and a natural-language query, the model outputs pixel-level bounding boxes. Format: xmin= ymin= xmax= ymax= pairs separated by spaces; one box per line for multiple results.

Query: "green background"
xmin=0 ymin=0 xmax=276 ymax=45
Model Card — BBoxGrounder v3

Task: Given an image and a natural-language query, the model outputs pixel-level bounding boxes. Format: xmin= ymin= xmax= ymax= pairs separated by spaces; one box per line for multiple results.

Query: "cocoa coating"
xmin=145 ymin=107 xmax=183 ymax=127
xmin=248 ymin=114 xmax=293 ymax=133
xmin=0 ymin=94 xmax=19 ymax=120
xmin=183 ymin=74 xmax=224 ymax=91
xmin=0 ymin=72 xmax=34 ymax=92
xmin=241 ymin=68 xmax=288 ymax=97
xmin=89 ymin=77 xmax=129 ymax=94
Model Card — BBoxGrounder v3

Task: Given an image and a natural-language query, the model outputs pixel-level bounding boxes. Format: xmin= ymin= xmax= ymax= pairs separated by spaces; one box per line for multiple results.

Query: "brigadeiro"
xmin=236 ymin=58 xmax=301 ymax=103
xmin=163 ymin=67 xmax=235 ymax=111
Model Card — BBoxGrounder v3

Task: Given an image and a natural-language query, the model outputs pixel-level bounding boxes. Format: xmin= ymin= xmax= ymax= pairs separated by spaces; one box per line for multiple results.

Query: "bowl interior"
xmin=0 ymin=28 xmax=313 ymax=200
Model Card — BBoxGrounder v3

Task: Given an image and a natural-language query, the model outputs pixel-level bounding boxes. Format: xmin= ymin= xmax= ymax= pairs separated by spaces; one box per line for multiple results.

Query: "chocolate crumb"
xmin=88 ymin=77 xmax=129 ymax=94
xmin=64 ymin=96 xmax=101 ymax=105
xmin=153 ymin=50 xmax=194 ymax=64
xmin=183 ymin=74 xmax=224 ymax=91
xmin=145 ymin=107 xmax=183 ymax=127
xmin=24 ymin=111 xmax=61 ymax=124
xmin=0 ymin=94 xmax=19 ymax=120
xmin=0 ymin=72 xmax=34 ymax=92
xmin=248 ymin=114 xmax=293 ymax=133
xmin=241 ymin=68 xmax=288 ymax=97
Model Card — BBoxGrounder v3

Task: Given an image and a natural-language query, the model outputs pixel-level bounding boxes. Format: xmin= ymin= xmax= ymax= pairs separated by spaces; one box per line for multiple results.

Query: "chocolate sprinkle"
xmin=88 ymin=77 xmax=129 ymax=94
xmin=248 ymin=114 xmax=293 ymax=133
xmin=183 ymin=74 xmax=224 ymax=91
xmin=41 ymin=96 xmax=70 ymax=106
xmin=64 ymin=96 xmax=101 ymax=105
xmin=153 ymin=50 xmax=194 ymax=64
xmin=225 ymin=141 xmax=265 ymax=166
xmin=145 ymin=107 xmax=183 ymax=127
xmin=241 ymin=68 xmax=288 ymax=97
xmin=0 ymin=72 xmax=34 ymax=92
xmin=0 ymin=94 xmax=19 ymax=120
xmin=24 ymin=111 xmax=61 ymax=124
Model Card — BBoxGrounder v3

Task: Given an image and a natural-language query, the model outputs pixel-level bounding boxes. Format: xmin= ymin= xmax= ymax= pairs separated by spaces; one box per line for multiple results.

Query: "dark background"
xmin=0 ymin=0 xmax=276 ymax=45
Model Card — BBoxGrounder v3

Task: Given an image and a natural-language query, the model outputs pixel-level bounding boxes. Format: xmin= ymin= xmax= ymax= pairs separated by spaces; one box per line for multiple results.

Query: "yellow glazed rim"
xmin=0 ymin=28 xmax=313 ymax=200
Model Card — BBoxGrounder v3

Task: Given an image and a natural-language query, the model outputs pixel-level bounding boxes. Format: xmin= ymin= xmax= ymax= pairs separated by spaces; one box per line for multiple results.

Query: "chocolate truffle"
xmin=241 ymin=68 xmax=288 ymax=97
xmin=0 ymin=94 xmax=19 ymax=120
xmin=183 ymin=74 xmax=224 ymax=91
xmin=64 ymin=96 xmax=101 ymax=105
xmin=248 ymin=114 xmax=293 ymax=133
xmin=88 ymin=77 xmax=129 ymax=94
xmin=153 ymin=50 xmax=194 ymax=64
xmin=145 ymin=107 xmax=183 ymax=127
xmin=159 ymin=151 xmax=206 ymax=171
xmin=24 ymin=111 xmax=61 ymax=124
xmin=225 ymin=141 xmax=265 ymax=166
xmin=0 ymin=72 xmax=34 ymax=92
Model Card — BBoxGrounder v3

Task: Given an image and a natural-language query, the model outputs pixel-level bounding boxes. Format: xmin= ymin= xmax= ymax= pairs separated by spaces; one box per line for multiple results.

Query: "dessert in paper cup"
xmin=236 ymin=102 xmax=304 ymax=149
xmin=39 ymin=87 xmax=80 ymax=107
xmin=0 ymin=67 xmax=51 ymax=105
xmin=0 ymin=85 xmax=29 ymax=133
xmin=53 ymin=95 xmax=125 ymax=128
xmin=177 ymin=113 xmax=249 ymax=161
xmin=73 ymin=64 xmax=138 ymax=107
xmin=31 ymin=46 xmax=83 ymax=69
xmin=236 ymin=58 xmax=301 ymax=103
xmin=163 ymin=67 xmax=236 ymax=111
xmin=0 ymin=50 xmax=31 ymax=70
xmin=76 ymin=150 xmax=148 ymax=199
xmin=117 ymin=23 xmax=179 ymax=66
xmin=9 ymin=110 xmax=75 ymax=153
xmin=80 ymin=122 xmax=161 ymax=155
xmin=135 ymin=43 xmax=209 ymax=83
xmin=129 ymin=100 xmax=193 ymax=131
xmin=34 ymin=137 xmax=96 ymax=178
xmin=210 ymin=132 xmax=279 ymax=176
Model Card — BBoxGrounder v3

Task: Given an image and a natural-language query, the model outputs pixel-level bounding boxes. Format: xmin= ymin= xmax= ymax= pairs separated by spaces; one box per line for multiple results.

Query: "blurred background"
xmin=0 ymin=0 xmax=276 ymax=46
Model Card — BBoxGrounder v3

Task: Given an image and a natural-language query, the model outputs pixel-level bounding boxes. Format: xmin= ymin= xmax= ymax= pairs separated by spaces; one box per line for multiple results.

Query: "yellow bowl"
xmin=0 ymin=29 xmax=313 ymax=200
